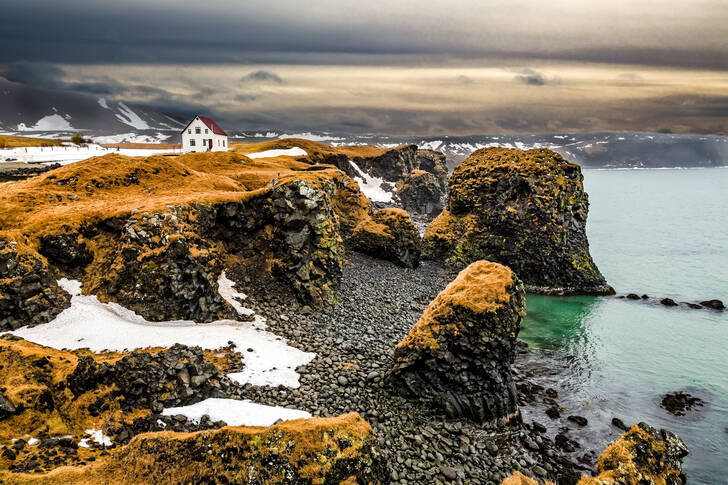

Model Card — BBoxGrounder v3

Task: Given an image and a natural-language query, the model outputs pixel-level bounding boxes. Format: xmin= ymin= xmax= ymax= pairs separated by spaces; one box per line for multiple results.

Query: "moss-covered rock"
xmin=351 ymin=208 xmax=422 ymax=268
xmin=1 ymin=413 xmax=388 ymax=485
xmin=388 ymin=260 xmax=525 ymax=423
xmin=424 ymin=148 xmax=612 ymax=295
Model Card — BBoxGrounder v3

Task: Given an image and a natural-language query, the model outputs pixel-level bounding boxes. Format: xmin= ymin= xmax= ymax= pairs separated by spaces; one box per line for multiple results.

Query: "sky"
xmin=1 ymin=0 xmax=727 ymax=135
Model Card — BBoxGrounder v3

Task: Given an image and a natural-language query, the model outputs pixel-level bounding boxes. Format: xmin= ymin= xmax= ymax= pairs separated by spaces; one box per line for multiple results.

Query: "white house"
xmin=181 ymin=116 xmax=228 ymax=153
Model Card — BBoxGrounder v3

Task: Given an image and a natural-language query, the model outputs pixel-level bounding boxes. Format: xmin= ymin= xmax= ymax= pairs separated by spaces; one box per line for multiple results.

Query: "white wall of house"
xmin=181 ymin=118 xmax=228 ymax=153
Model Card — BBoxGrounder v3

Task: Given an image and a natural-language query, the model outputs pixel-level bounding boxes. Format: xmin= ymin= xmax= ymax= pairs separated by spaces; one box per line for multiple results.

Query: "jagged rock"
xmin=66 ymin=343 xmax=242 ymax=413
xmin=1 ymin=414 xmax=388 ymax=485
xmin=349 ymin=144 xmax=419 ymax=183
xmin=579 ymin=422 xmax=689 ymax=485
xmin=351 ymin=208 xmax=422 ymax=268
xmin=661 ymin=391 xmax=704 ymax=416
xmin=388 ymin=260 xmax=526 ymax=423
xmin=0 ymin=392 xmax=16 ymax=420
xmin=424 ymin=148 xmax=613 ymax=295
xmin=416 ymin=149 xmax=449 ymax=187
xmin=0 ymin=239 xmax=71 ymax=331
xmin=397 ymin=169 xmax=446 ymax=214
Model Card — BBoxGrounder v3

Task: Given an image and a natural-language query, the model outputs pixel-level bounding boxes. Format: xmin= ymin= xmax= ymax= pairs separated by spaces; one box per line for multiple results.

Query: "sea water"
xmin=519 ymin=168 xmax=728 ymax=484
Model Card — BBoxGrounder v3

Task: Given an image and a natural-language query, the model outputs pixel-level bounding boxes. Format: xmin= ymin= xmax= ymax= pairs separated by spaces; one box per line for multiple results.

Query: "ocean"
xmin=519 ymin=167 xmax=728 ymax=483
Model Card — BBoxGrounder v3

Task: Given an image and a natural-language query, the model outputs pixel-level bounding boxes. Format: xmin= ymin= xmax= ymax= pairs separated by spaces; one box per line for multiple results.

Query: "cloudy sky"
xmin=2 ymin=0 xmax=727 ymax=134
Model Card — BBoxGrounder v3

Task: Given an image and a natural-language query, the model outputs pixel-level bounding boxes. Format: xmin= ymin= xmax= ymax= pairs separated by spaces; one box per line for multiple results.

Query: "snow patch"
xmin=278 ymin=132 xmax=344 ymax=142
xmin=246 ymin=147 xmax=308 ymax=159
xmin=348 ymin=160 xmax=393 ymax=203
xmin=115 ymin=102 xmax=151 ymax=130
xmin=17 ymin=114 xmax=74 ymax=131
xmin=98 ymin=97 xmax=110 ymax=110
xmin=162 ymin=398 xmax=310 ymax=427
xmin=9 ymin=280 xmax=315 ymax=388
xmin=78 ymin=429 xmax=112 ymax=448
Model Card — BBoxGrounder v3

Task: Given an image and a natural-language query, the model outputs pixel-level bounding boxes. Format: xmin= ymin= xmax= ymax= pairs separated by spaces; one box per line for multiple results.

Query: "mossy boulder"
xmin=350 ymin=208 xmax=422 ymax=268
xmin=501 ymin=422 xmax=689 ymax=485
xmin=388 ymin=260 xmax=526 ymax=423
xmin=1 ymin=413 xmax=388 ymax=485
xmin=424 ymin=148 xmax=612 ymax=295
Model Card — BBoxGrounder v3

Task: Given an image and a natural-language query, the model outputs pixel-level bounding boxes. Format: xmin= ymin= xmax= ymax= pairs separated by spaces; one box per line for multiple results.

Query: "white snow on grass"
xmin=115 ymin=102 xmax=151 ymax=130
xmin=0 ymin=144 xmax=174 ymax=164
xmin=348 ymin=159 xmax=393 ymax=203
xmin=162 ymin=398 xmax=310 ymax=427
xmin=9 ymin=279 xmax=315 ymax=388
xmin=78 ymin=429 xmax=112 ymax=448
xmin=17 ymin=114 xmax=74 ymax=131
xmin=217 ymin=271 xmax=266 ymax=328
xmin=278 ymin=132 xmax=344 ymax=142
xmin=98 ymin=97 xmax=109 ymax=109
xmin=91 ymin=132 xmax=171 ymax=144
xmin=246 ymin=147 xmax=308 ymax=159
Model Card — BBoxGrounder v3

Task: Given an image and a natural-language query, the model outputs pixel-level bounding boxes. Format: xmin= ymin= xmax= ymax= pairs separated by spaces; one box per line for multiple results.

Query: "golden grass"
xmin=0 ymin=135 xmax=63 ymax=148
xmin=398 ymin=260 xmax=514 ymax=351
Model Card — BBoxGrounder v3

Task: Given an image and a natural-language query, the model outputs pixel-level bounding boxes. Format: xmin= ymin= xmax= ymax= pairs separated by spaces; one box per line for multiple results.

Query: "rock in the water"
xmin=351 ymin=208 xmax=422 ymax=268
xmin=661 ymin=391 xmax=704 ymax=416
xmin=397 ymin=169 xmax=446 ymax=214
xmin=579 ymin=422 xmax=689 ymax=485
xmin=388 ymin=260 xmax=525 ymax=423
xmin=424 ymin=148 xmax=612 ymax=295
xmin=700 ymin=299 xmax=725 ymax=310
xmin=660 ymin=298 xmax=678 ymax=307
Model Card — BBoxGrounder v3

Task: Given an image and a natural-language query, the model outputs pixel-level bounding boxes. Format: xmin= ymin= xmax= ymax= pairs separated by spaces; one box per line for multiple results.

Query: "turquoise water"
xmin=519 ymin=168 xmax=728 ymax=484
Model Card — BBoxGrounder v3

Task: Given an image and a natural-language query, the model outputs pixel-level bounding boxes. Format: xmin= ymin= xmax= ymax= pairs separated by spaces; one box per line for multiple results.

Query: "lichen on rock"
xmin=1 ymin=413 xmax=388 ymax=485
xmin=350 ymin=208 xmax=422 ymax=268
xmin=423 ymin=147 xmax=613 ymax=295
xmin=388 ymin=260 xmax=526 ymax=423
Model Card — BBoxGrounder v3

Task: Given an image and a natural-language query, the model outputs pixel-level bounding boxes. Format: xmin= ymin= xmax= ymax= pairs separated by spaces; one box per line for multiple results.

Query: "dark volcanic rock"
xmin=0 ymin=392 xmax=16 ymax=420
xmin=66 ymin=343 xmax=243 ymax=412
xmin=660 ymin=298 xmax=678 ymax=307
xmin=351 ymin=144 xmax=418 ymax=183
xmin=0 ymin=239 xmax=71 ymax=331
xmin=397 ymin=170 xmax=446 ymax=215
xmin=424 ymin=147 xmax=613 ymax=295
xmin=350 ymin=208 xmax=422 ymax=268
xmin=416 ymin=149 xmax=449 ymax=188
xmin=388 ymin=260 xmax=525 ymax=423
xmin=661 ymin=391 xmax=704 ymax=416
xmin=700 ymin=299 xmax=725 ymax=310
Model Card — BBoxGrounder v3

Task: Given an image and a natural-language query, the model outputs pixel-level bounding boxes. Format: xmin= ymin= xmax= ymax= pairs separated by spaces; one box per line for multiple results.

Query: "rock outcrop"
xmin=424 ymin=148 xmax=612 ymax=295
xmin=500 ymin=422 xmax=689 ymax=485
xmin=396 ymin=169 xmax=446 ymax=214
xmin=416 ymin=149 xmax=449 ymax=187
xmin=0 ymin=152 xmax=370 ymax=327
xmin=1 ymin=414 xmax=388 ymax=485
xmin=351 ymin=208 xmax=422 ymax=268
xmin=388 ymin=260 xmax=526 ymax=423
xmin=0 ymin=239 xmax=70 ymax=331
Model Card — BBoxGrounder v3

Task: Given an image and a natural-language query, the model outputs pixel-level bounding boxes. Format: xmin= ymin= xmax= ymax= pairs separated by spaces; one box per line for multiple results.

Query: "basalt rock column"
xmin=388 ymin=260 xmax=526 ymax=423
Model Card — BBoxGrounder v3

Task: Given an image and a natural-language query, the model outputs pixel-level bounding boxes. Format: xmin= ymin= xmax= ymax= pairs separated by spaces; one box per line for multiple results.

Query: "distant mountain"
xmin=0 ymin=77 xmax=184 ymax=134
xmin=232 ymin=131 xmax=728 ymax=169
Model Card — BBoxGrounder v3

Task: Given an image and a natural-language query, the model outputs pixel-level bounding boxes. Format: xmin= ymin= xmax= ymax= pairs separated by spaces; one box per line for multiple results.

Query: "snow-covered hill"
xmin=0 ymin=77 xmax=184 ymax=134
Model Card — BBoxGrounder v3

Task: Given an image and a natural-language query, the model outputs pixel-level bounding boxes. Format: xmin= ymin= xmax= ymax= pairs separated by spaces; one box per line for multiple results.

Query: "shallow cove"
xmin=519 ymin=167 xmax=728 ymax=484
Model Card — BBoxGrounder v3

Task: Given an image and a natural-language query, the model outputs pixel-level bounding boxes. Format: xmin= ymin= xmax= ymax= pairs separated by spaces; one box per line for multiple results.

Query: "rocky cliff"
xmin=388 ymin=260 xmax=526 ymax=423
xmin=424 ymin=148 xmax=612 ymax=295
xmin=0 ymin=151 xmax=373 ymax=328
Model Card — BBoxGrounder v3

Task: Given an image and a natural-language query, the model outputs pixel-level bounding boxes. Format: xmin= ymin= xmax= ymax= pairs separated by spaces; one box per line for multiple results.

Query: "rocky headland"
xmin=0 ymin=141 xmax=688 ymax=484
xmin=423 ymin=148 xmax=613 ymax=295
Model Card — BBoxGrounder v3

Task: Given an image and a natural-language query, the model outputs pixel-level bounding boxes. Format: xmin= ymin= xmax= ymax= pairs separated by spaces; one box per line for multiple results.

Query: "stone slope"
xmin=424 ymin=148 xmax=612 ymax=295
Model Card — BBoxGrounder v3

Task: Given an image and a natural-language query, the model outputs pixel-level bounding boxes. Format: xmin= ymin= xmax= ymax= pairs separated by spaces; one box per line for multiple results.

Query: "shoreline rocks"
xmin=423 ymin=148 xmax=613 ymax=295
xmin=388 ymin=260 xmax=526 ymax=424
xmin=351 ymin=208 xmax=422 ymax=268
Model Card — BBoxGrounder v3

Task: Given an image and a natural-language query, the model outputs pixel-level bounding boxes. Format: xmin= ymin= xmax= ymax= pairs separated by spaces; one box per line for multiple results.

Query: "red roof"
xmin=183 ymin=115 xmax=227 ymax=136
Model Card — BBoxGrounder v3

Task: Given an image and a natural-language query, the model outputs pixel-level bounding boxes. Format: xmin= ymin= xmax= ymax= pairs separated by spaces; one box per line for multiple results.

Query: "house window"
xmin=223 ymin=140 xmax=226 ymax=147
xmin=188 ymin=129 xmax=191 ymax=134
xmin=190 ymin=139 xmax=196 ymax=146
xmin=205 ymin=129 xmax=209 ymax=134
xmin=195 ymin=127 xmax=201 ymax=134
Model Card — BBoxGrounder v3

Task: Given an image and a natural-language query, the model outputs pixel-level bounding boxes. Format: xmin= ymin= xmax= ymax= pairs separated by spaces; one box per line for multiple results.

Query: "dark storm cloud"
xmin=240 ymin=71 xmax=285 ymax=84
xmin=514 ymin=68 xmax=547 ymax=86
